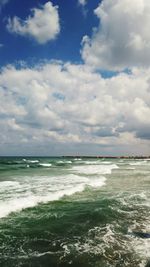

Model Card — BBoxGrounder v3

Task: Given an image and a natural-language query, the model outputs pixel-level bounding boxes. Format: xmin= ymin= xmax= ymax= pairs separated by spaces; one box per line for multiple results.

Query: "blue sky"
xmin=0 ymin=0 xmax=100 ymax=66
xmin=0 ymin=0 xmax=150 ymax=156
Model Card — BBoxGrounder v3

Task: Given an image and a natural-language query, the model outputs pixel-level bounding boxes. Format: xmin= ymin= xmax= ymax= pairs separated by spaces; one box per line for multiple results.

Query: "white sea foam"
xmin=57 ymin=160 xmax=72 ymax=164
xmin=28 ymin=160 xmax=39 ymax=163
xmin=83 ymin=161 xmax=113 ymax=165
xmin=129 ymin=161 xmax=148 ymax=166
xmin=39 ymin=163 xmax=52 ymax=167
xmin=83 ymin=161 xmax=102 ymax=165
xmin=99 ymin=161 xmax=113 ymax=164
xmin=0 ymin=181 xmax=22 ymax=195
xmin=0 ymin=180 xmax=20 ymax=187
xmin=72 ymin=164 xmax=119 ymax=175
xmin=23 ymin=159 xmax=39 ymax=163
xmin=128 ymin=220 xmax=150 ymax=261
xmin=0 ymin=184 xmax=85 ymax=218
xmin=0 ymin=173 xmax=106 ymax=218
xmin=133 ymin=239 xmax=150 ymax=260
xmin=87 ymin=177 xmax=106 ymax=188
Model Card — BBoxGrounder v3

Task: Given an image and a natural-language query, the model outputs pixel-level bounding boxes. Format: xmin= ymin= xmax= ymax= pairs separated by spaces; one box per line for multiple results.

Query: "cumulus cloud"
xmin=7 ymin=1 xmax=60 ymax=44
xmin=82 ymin=0 xmax=150 ymax=70
xmin=0 ymin=62 xmax=150 ymax=155
xmin=78 ymin=0 xmax=87 ymax=6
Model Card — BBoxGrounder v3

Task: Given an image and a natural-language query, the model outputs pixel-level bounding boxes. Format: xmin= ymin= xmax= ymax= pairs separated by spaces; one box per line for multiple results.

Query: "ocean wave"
xmin=0 ymin=184 xmax=85 ymax=219
xmin=72 ymin=164 xmax=119 ymax=175
xmin=39 ymin=163 xmax=52 ymax=167
xmin=60 ymin=223 xmax=140 ymax=266
xmin=128 ymin=218 xmax=150 ymax=262
xmin=129 ymin=161 xmax=148 ymax=166
xmin=22 ymin=159 xmax=39 ymax=163
xmin=0 ymin=174 xmax=106 ymax=218
xmin=83 ymin=161 xmax=103 ymax=165
xmin=87 ymin=177 xmax=106 ymax=188
xmin=57 ymin=161 xmax=64 ymax=163
xmin=28 ymin=160 xmax=39 ymax=163
xmin=82 ymin=160 xmax=113 ymax=165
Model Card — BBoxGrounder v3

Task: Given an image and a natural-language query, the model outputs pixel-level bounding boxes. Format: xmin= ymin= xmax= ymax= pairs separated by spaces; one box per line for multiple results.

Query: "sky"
xmin=0 ymin=0 xmax=150 ymax=156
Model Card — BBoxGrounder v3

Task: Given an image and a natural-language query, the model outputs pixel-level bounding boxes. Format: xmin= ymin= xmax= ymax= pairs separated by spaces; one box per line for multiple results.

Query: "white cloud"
xmin=78 ymin=0 xmax=88 ymax=17
xmin=0 ymin=62 xmax=150 ymax=155
xmin=82 ymin=0 xmax=150 ymax=70
xmin=78 ymin=0 xmax=87 ymax=6
xmin=7 ymin=1 xmax=60 ymax=44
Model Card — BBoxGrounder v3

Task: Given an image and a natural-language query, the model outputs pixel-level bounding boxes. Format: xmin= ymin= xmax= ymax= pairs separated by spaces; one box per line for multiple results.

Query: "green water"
xmin=0 ymin=157 xmax=149 ymax=267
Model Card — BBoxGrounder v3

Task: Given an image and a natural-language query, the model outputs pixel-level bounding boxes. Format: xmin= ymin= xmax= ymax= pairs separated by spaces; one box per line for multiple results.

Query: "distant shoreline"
xmin=63 ymin=156 xmax=150 ymax=159
xmin=0 ymin=156 xmax=149 ymax=159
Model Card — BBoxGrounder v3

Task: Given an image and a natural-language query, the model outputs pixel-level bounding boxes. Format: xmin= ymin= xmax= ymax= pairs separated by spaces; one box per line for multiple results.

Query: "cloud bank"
xmin=82 ymin=0 xmax=150 ymax=70
xmin=7 ymin=1 xmax=60 ymax=44
xmin=0 ymin=62 xmax=149 ymax=155
xmin=0 ymin=0 xmax=150 ymax=155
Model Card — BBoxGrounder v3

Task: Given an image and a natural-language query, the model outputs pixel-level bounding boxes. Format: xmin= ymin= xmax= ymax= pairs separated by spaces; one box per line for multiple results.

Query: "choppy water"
xmin=0 ymin=157 xmax=149 ymax=267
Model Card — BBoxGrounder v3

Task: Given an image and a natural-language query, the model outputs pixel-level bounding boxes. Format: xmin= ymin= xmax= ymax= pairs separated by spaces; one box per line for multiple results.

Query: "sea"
xmin=0 ymin=157 xmax=149 ymax=267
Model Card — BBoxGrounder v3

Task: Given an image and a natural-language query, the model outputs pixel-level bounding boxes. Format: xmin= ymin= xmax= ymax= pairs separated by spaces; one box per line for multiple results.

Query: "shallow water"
xmin=0 ymin=157 xmax=149 ymax=267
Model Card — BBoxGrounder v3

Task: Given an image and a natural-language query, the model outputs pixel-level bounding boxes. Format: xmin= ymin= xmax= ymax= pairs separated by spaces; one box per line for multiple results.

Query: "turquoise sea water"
xmin=0 ymin=157 xmax=149 ymax=267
